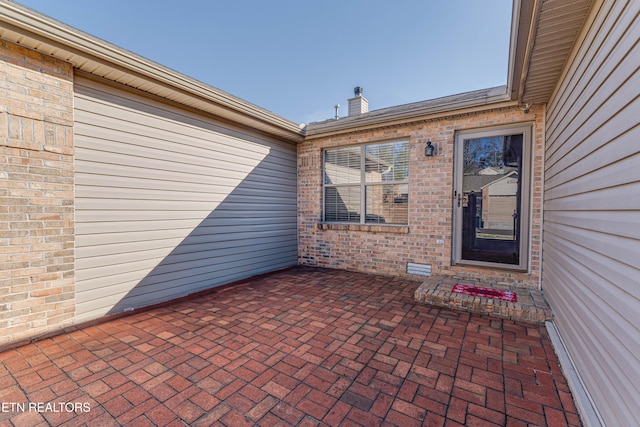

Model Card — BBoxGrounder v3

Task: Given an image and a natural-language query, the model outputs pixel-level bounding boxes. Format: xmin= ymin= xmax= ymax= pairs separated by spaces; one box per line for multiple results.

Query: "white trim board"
xmin=545 ymin=321 xmax=605 ymax=427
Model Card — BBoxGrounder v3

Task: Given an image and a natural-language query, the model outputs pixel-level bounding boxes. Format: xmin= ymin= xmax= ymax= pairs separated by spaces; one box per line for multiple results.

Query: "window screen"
xmin=323 ymin=141 xmax=409 ymax=224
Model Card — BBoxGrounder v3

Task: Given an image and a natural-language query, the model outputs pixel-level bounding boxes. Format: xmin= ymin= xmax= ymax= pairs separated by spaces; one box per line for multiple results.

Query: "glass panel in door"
xmin=459 ymin=134 xmax=523 ymax=265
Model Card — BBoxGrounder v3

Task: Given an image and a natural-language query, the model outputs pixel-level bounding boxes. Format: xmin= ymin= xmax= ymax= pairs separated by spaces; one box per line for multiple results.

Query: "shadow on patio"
xmin=0 ymin=267 xmax=581 ymax=426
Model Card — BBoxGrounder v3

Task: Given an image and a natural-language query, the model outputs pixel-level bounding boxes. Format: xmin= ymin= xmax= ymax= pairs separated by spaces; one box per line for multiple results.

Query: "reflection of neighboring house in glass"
xmin=463 ymin=168 xmax=518 ymax=233
xmin=481 ymin=171 xmax=518 ymax=231
xmin=477 ymin=166 xmax=504 ymax=175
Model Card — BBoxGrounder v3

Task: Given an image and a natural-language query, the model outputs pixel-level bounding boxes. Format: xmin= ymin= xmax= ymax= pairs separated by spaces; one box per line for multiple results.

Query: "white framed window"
xmin=453 ymin=124 xmax=533 ymax=270
xmin=323 ymin=141 xmax=409 ymax=224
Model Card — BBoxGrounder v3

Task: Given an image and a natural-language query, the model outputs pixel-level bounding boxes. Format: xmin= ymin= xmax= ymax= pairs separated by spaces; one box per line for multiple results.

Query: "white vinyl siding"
xmin=543 ymin=1 xmax=640 ymax=425
xmin=74 ymin=76 xmax=297 ymax=322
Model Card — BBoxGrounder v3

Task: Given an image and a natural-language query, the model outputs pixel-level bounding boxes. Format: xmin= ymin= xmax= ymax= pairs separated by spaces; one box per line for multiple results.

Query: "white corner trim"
xmin=545 ymin=321 xmax=605 ymax=427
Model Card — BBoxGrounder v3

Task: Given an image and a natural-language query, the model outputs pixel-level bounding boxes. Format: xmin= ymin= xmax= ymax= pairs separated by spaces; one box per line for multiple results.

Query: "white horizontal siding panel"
xmin=77 ymin=199 xmax=229 ymax=212
xmin=75 ymin=246 xmax=300 ymax=294
xmin=78 ymin=233 xmax=297 ymax=266
xmin=77 ymin=237 xmax=186 ymax=259
xmin=139 ymin=249 xmax=296 ymax=288
xmin=75 ymin=250 xmax=297 ymax=323
xmin=77 ymin=248 xmax=298 ymax=302
xmin=74 ymin=162 xmax=241 ymax=186
xmin=74 ymin=76 xmax=297 ymax=322
xmin=74 ymin=124 xmax=287 ymax=173
xmin=544 ymin=210 xmax=640 ymax=240
xmin=78 ymin=246 xmax=292 ymax=286
xmin=75 ymin=174 xmax=295 ymax=197
xmin=141 ymin=248 xmax=297 ymax=282
xmin=76 ymin=252 xmax=301 ymax=305
xmin=75 ymin=215 xmax=296 ymax=236
xmin=74 ymin=119 xmax=272 ymax=166
xmin=74 ymin=81 xmax=297 ymax=158
xmin=75 ymin=187 xmax=233 ymax=202
xmin=543 ymin=259 xmax=638 ymax=423
xmin=75 ymin=162 xmax=295 ymax=188
xmin=546 ymin=0 xmax=634 ymax=146
xmin=75 ymin=146 xmax=262 ymax=179
xmin=75 ymin=218 xmax=295 ymax=237
xmin=75 ymin=145 xmax=296 ymax=183
xmin=545 ymin=80 xmax=640 ymax=183
xmin=73 ymin=110 xmax=278 ymax=158
xmin=543 ymin=1 xmax=640 ymax=425
xmin=545 ymin=151 xmax=640 ymax=200
xmin=543 ymin=222 xmax=639 ymax=297
xmin=75 ymin=256 xmax=168 ymax=282
xmin=76 ymin=231 xmax=189 ymax=249
xmin=76 ymin=227 xmax=297 ymax=254
xmin=544 ymin=181 xmax=640 ymax=211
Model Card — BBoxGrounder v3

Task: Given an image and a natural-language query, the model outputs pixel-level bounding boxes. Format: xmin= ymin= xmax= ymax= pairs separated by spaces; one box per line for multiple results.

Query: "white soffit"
xmin=520 ymin=0 xmax=594 ymax=104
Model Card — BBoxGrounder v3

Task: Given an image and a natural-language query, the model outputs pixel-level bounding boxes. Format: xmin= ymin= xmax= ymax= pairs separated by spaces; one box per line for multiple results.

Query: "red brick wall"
xmin=0 ymin=41 xmax=75 ymax=345
xmin=298 ymin=105 xmax=545 ymax=287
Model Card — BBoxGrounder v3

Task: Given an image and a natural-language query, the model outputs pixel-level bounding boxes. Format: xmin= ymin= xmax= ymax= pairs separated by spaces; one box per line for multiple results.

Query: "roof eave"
xmin=509 ymin=0 xmax=596 ymax=105
xmin=304 ymin=86 xmax=514 ymax=139
xmin=0 ymin=0 xmax=305 ymax=143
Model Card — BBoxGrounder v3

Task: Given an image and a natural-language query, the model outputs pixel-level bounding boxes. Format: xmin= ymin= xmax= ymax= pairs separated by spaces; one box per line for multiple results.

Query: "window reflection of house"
xmin=481 ymin=170 xmax=518 ymax=232
xmin=463 ymin=169 xmax=517 ymax=234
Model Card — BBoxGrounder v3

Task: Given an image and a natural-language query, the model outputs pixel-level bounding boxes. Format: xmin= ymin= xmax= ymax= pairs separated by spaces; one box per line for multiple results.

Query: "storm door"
xmin=453 ymin=125 xmax=532 ymax=270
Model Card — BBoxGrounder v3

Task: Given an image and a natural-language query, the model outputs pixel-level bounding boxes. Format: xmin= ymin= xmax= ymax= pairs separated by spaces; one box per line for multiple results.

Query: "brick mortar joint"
xmin=3 ymin=138 xmax=74 ymax=155
xmin=1 ymin=108 xmax=73 ymax=126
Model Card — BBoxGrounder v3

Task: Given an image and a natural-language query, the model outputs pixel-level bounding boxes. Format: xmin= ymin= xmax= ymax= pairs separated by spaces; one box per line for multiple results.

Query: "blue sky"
xmin=16 ymin=0 xmax=513 ymax=125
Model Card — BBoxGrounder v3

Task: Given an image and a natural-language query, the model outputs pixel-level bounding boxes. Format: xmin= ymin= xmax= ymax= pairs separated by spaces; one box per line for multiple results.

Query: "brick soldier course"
xmin=0 ymin=267 xmax=581 ymax=426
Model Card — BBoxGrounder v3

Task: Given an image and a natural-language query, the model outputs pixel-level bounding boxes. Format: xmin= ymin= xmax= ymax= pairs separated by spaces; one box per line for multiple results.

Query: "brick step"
xmin=414 ymin=276 xmax=553 ymax=324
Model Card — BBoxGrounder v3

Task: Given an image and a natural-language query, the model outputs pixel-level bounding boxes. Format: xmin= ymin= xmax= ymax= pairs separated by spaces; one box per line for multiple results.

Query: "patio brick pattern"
xmin=0 ymin=267 xmax=581 ymax=426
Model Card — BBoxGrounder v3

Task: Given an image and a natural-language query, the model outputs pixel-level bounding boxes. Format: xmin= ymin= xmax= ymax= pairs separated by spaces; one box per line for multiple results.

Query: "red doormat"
xmin=452 ymin=284 xmax=517 ymax=302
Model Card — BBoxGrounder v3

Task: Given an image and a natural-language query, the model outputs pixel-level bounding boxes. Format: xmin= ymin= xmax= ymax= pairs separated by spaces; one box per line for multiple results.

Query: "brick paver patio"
xmin=0 ymin=267 xmax=581 ymax=426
